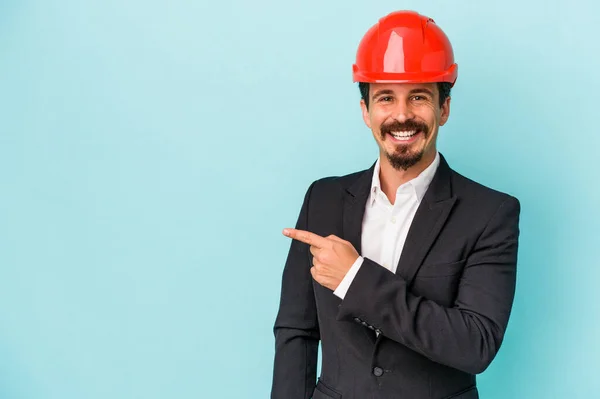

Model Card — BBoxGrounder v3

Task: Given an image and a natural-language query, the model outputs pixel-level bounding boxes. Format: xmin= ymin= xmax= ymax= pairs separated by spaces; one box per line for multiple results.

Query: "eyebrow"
xmin=371 ymin=89 xmax=395 ymax=100
xmin=371 ymin=88 xmax=434 ymax=100
xmin=408 ymin=88 xmax=434 ymax=97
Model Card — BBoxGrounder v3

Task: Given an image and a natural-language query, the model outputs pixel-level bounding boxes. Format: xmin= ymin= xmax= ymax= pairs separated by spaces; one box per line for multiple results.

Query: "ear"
xmin=360 ymin=99 xmax=372 ymax=129
xmin=439 ymin=96 xmax=451 ymax=126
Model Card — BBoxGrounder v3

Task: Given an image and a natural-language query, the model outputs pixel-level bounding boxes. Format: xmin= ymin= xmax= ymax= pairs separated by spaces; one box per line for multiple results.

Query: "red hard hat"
xmin=352 ymin=10 xmax=458 ymax=86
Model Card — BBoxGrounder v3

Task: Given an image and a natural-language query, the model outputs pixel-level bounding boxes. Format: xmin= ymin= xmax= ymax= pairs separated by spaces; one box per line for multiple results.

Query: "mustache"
xmin=380 ymin=119 xmax=429 ymax=137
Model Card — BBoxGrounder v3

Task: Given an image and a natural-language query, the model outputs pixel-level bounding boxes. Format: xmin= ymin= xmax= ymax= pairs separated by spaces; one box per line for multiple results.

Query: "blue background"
xmin=1 ymin=0 xmax=599 ymax=398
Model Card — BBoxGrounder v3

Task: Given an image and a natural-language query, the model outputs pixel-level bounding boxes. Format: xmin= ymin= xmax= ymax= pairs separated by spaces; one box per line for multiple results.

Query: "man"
xmin=271 ymin=10 xmax=520 ymax=399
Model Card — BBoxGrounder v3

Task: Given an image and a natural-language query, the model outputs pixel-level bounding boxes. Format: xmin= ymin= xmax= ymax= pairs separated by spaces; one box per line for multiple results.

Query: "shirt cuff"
xmin=333 ymin=256 xmax=364 ymax=300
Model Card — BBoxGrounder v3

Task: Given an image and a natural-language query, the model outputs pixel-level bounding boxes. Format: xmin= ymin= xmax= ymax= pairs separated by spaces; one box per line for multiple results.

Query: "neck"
xmin=378 ymin=150 xmax=437 ymax=203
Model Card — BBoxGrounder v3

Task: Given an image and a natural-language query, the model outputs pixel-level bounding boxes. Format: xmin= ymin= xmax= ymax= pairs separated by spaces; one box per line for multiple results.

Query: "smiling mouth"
xmin=387 ymin=130 xmax=421 ymax=142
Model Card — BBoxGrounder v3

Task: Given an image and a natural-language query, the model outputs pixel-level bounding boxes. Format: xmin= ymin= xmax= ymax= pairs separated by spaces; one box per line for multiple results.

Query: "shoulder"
xmin=305 ymin=165 xmax=372 ymax=199
xmin=450 ymin=168 xmax=520 ymax=215
xmin=315 ymin=169 xmax=364 ymax=190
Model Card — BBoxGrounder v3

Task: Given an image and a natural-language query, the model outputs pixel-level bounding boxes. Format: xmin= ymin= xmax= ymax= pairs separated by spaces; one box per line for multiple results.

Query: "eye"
xmin=379 ymin=96 xmax=393 ymax=102
xmin=411 ymin=95 xmax=425 ymax=101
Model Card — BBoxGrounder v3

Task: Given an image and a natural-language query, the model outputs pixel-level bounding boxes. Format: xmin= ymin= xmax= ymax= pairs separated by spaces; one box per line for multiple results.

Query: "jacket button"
xmin=354 ymin=317 xmax=361 ymax=323
xmin=373 ymin=366 xmax=384 ymax=377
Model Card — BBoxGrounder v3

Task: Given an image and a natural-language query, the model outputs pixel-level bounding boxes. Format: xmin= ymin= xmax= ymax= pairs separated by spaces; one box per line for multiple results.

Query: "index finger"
xmin=283 ymin=228 xmax=329 ymax=249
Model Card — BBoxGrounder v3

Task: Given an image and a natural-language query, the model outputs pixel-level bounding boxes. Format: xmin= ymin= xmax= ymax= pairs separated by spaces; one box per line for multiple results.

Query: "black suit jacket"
xmin=271 ymin=154 xmax=520 ymax=399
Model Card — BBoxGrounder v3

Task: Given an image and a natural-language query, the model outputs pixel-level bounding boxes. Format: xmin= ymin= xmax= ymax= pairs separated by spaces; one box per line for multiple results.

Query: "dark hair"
xmin=358 ymin=82 xmax=452 ymax=109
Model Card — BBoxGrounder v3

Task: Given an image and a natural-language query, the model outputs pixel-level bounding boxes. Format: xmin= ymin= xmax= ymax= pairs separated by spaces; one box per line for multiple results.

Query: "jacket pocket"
xmin=312 ymin=378 xmax=342 ymax=399
xmin=442 ymin=385 xmax=477 ymax=399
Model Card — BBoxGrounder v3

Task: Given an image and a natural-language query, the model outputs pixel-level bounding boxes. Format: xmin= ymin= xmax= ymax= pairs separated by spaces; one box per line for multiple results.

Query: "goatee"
xmin=386 ymin=148 xmax=425 ymax=171
xmin=380 ymin=119 xmax=430 ymax=171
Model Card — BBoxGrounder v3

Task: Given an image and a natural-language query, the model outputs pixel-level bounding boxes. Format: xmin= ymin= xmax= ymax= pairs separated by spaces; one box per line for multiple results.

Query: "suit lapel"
xmin=342 ymin=161 xmax=375 ymax=258
xmin=395 ymin=154 xmax=456 ymax=285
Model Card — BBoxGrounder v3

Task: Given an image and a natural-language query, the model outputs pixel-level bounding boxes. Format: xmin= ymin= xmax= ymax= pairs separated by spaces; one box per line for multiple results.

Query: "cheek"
xmin=414 ymin=106 xmax=438 ymax=127
xmin=371 ymin=109 xmax=394 ymax=126
xmin=417 ymin=103 xmax=436 ymax=115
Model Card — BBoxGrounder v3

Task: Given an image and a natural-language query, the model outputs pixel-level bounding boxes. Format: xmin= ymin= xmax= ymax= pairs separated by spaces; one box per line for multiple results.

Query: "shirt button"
xmin=373 ymin=366 xmax=384 ymax=377
xmin=391 ymin=217 xmax=396 ymax=223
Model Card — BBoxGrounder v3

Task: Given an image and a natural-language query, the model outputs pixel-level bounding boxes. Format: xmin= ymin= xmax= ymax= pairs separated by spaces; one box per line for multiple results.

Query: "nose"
xmin=393 ymin=100 xmax=414 ymax=123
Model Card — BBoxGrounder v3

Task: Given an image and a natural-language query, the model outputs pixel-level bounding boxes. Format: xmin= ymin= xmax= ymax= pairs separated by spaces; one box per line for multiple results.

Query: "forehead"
xmin=370 ymin=82 xmax=438 ymax=98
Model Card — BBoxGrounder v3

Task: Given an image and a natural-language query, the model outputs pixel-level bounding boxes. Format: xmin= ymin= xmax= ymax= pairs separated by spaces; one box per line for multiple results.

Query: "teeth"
xmin=391 ymin=130 xmax=417 ymax=138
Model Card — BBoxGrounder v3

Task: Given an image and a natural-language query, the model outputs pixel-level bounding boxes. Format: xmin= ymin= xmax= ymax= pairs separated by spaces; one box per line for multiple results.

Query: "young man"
xmin=272 ymin=10 xmax=520 ymax=399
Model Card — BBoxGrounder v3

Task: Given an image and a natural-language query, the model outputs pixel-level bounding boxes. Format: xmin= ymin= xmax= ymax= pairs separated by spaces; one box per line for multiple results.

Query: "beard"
xmin=380 ymin=119 xmax=430 ymax=171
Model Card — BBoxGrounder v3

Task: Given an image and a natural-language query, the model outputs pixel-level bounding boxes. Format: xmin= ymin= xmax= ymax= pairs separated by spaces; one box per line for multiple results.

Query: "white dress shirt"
xmin=333 ymin=151 xmax=440 ymax=300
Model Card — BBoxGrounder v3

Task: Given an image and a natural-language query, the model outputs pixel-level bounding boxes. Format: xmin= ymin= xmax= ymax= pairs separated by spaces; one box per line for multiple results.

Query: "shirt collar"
xmin=370 ymin=151 xmax=440 ymax=205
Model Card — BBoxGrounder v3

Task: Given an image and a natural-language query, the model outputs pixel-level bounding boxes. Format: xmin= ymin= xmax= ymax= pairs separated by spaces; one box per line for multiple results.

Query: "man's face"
xmin=360 ymin=82 xmax=451 ymax=171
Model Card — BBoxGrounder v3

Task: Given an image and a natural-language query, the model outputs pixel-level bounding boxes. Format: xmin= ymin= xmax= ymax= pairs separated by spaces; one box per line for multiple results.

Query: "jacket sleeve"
xmin=336 ymin=196 xmax=521 ymax=374
xmin=271 ymin=181 xmax=320 ymax=399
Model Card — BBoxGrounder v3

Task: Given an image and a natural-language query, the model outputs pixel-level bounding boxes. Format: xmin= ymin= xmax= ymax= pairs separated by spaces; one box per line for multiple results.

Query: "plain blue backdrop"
xmin=1 ymin=0 xmax=599 ymax=398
